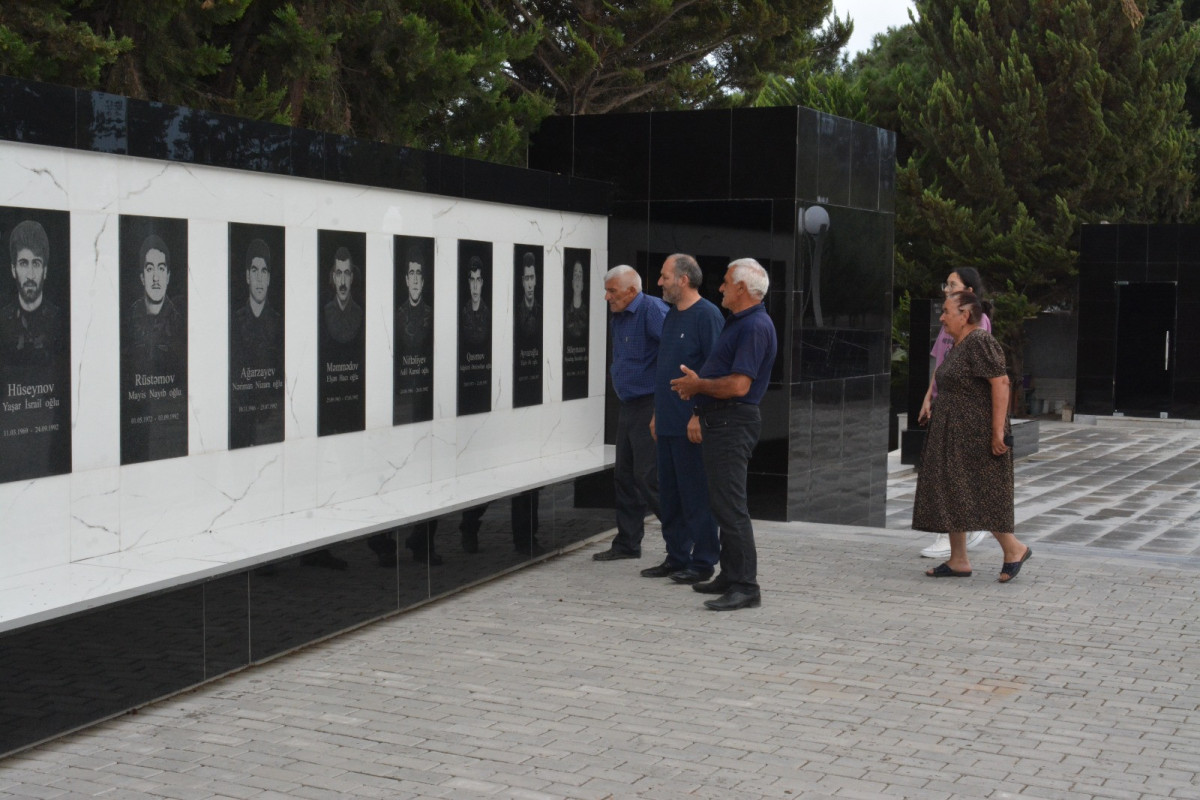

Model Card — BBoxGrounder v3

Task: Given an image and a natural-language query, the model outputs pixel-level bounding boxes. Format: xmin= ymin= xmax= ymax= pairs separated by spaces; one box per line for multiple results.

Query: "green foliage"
xmin=503 ymin=0 xmax=851 ymax=114
xmin=749 ymin=64 xmax=871 ymax=121
xmin=894 ymin=0 xmax=1200 ymax=379
xmin=0 ymin=1 xmax=850 ymax=164
xmin=0 ymin=2 xmax=131 ymax=85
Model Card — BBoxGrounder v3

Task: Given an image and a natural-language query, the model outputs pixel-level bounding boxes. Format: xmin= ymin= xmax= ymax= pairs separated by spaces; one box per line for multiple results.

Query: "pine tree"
xmin=0 ymin=1 xmax=853 ymax=163
xmin=897 ymin=0 xmax=1200 ymax=381
xmin=498 ymin=0 xmax=851 ymax=114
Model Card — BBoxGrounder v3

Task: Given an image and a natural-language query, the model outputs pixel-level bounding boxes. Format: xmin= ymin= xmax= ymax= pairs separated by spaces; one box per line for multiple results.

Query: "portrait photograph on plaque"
xmin=561 ymin=247 xmax=590 ymax=401
xmin=456 ymin=239 xmax=492 ymax=416
xmin=0 ymin=207 xmax=71 ymax=483
xmin=513 ymin=245 xmax=543 ymax=408
xmin=228 ymin=223 xmax=285 ymax=449
xmin=119 ymin=214 xmax=188 ymax=466
xmin=317 ymin=230 xmax=366 ymax=437
xmin=393 ymin=236 xmax=434 ymax=425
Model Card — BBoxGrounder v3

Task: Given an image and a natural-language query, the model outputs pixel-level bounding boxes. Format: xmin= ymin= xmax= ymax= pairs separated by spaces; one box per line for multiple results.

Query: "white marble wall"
xmin=0 ymin=141 xmax=608 ymax=579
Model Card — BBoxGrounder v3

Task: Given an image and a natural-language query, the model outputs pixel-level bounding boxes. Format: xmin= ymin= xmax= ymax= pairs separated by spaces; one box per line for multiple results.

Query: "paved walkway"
xmin=2 ymin=422 xmax=1199 ymax=799
xmin=888 ymin=419 xmax=1200 ymax=556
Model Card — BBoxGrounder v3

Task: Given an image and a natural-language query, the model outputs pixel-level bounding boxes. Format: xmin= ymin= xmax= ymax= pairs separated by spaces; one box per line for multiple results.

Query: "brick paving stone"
xmin=3 ymin=421 xmax=1200 ymax=798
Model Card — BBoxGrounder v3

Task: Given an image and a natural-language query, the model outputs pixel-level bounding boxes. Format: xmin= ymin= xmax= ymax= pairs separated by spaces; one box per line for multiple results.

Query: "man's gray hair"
xmin=669 ymin=253 xmax=703 ymax=289
xmin=729 ymin=258 xmax=769 ymax=299
xmin=604 ymin=264 xmax=641 ymax=291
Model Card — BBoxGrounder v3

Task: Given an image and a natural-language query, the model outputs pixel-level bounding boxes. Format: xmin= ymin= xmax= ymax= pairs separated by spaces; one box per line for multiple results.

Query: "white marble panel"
xmin=492 ymin=236 xmax=514 ymax=413
xmin=564 ymin=396 xmax=607 ymax=452
xmin=70 ymin=211 xmax=121 ymax=471
xmin=431 ymin=237 xmax=459 ymax=425
xmin=1 ymin=444 xmax=613 ymax=630
xmin=186 ymin=446 xmax=286 ymax=531
xmin=66 ymin=151 xmax=122 ymax=213
xmin=364 ymin=232 xmax=394 ymax=430
xmin=1 ymin=140 xmax=609 ymax=606
xmin=281 ymin=436 xmax=319 ymax=514
xmin=542 ymin=245 xmax=564 ymax=405
xmin=589 ymin=250 xmax=609 ymax=398
xmin=69 ymin=466 xmax=121 ymax=561
xmin=118 ymin=456 xmax=212 ymax=549
xmin=309 ymin=184 xmax=398 ymax=235
xmin=0 ymin=474 xmax=71 ymax=578
xmin=0 ymin=144 xmax=71 ymax=211
xmin=450 ymin=407 xmax=546 ymax=476
xmin=380 ymin=194 xmax=435 ymax=237
xmin=284 ymin=228 xmax=319 ymax=439
xmin=187 ymin=218 xmax=229 ymax=454
xmin=312 ymin=430 xmax=382 ymax=506
xmin=428 ymin=416 xmax=459 ymax=484
xmin=116 ymin=161 xmax=212 ymax=221
xmin=184 ymin=168 xmax=290 ymax=227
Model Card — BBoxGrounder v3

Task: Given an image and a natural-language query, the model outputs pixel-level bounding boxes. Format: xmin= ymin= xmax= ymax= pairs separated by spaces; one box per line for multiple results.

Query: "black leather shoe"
xmin=669 ymin=567 xmax=714 ymax=584
xmin=692 ymin=577 xmax=732 ymax=594
xmin=593 ymin=548 xmax=639 ymax=561
xmin=704 ymin=589 xmax=761 ymax=610
xmin=640 ymin=561 xmax=681 ymax=577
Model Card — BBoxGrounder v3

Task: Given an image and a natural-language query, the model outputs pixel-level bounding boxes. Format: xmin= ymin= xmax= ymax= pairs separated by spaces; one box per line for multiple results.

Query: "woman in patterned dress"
xmin=911 ymin=292 xmax=1032 ymax=582
xmin=917 ymin=267 xmax=992 ymax=559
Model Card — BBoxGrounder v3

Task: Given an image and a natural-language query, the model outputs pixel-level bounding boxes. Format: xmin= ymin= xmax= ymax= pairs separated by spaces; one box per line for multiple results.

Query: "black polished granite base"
xmin=0 ymin=476 xmax=612 ymax=758
xmin=532 ymin=108 xmax=896 ymax=528
xmin=0 ymin=75 xmax=611 ymax=215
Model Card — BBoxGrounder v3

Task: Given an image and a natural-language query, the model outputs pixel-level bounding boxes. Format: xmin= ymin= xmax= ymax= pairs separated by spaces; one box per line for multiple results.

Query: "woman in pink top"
xmin=917 ymin=268 xmax=992 ymax=559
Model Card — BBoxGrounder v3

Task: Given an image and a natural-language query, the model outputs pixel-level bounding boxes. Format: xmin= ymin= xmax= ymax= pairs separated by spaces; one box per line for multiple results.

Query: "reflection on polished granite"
xmin=0 ymin=473 xmax=614 ymax=757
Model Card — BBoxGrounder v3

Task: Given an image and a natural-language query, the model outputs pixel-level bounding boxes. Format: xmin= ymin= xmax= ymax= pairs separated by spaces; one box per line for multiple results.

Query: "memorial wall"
xmin=0 ymin=77 xmax=615 ymax=755
xmin=0 ymin=75 xmax=611 ymax=579
xmin=0 ymin=138 xmax=608 ymax=579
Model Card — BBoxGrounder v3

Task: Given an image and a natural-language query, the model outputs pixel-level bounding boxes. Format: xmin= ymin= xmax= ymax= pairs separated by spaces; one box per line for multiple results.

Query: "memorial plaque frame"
xmin=119 ymin=214 xmax=188 ymax=465
xmin=0 ymin=207 xmax=71 ymax=482
xmin=228 ymin=223 xmax=285 ymax=449
xmin=317 ymin=229 xmax=367 ymax=437
xmin=456 ymin=239 xmax=492 ymax=416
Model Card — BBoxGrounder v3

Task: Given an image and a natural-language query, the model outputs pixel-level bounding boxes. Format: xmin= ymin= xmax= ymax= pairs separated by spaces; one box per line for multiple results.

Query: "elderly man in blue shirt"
xmin=594 ymin=265 xmax=667 ymax=561
xmin=672 ymin=258 xmax=778 ymax=610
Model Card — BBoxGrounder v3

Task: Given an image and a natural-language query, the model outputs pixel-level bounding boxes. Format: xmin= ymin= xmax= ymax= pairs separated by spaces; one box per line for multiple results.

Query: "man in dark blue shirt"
xmin=642 ymin=254 xmax=723 ymax=583
xmin=594 ymin=265 xmax=667 ymax=561
xmin=671 ymin=258 xmax=778 ymax=610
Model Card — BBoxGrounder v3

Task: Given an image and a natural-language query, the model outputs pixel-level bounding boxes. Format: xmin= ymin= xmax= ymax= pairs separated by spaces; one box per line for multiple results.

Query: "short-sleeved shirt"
xmin=695 ymin=302 xmax=777 ymax=407
xmin=654 ymin=298 xmax=723 ymax=436
xmin=610 ymin=291 xmax=668 ymax=401
xmin=930 ymin=312 xmax=990 ymax=399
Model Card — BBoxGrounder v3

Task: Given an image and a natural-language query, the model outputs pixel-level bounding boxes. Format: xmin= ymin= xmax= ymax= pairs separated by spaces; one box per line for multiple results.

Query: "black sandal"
xmin=926 ymin=562 xmax=972 ymax=578
xmin=998 ymin=547 xmax=1032 ymax=583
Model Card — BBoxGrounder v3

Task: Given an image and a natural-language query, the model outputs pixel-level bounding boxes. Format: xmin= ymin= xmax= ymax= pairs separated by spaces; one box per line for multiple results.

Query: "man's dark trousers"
xmin=700 ymin=404 xmax=761 ymax=592
xmin=612 ymin=395 xmax=660 ymax=555
xmin=657 ymin=435 xmax=718 ymax=570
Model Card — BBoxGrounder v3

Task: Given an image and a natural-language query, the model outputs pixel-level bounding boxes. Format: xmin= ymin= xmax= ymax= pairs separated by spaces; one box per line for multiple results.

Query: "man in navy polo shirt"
xmin=671 ymin=258 xmax=777 ymax=610
xmin=642 ymin=254 xmax=723 ymax=583
xmin=594 ymin=265 xmax=667 ymax=561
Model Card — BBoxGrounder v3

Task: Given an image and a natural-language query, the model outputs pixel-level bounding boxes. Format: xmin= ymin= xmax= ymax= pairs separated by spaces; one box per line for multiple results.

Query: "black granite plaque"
xmin=318 ymin=230 xmax=366 ymax=436
xmin=393 ymin=236 xmax=434 ymax=425
xmin=119 ymin=215 xmax=188 ymax=465
xmin=228 ymin=223 xmax=285 ymax=449
xmin=457 ymin=239 xmax=492 ymax=416
xmin=561 ymin=247 xmax=590 ymax=401
xmin=513 ymin=245 xmax=543 ymax=408
xmin=0 ymin=208 xmax=71 ymax=483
